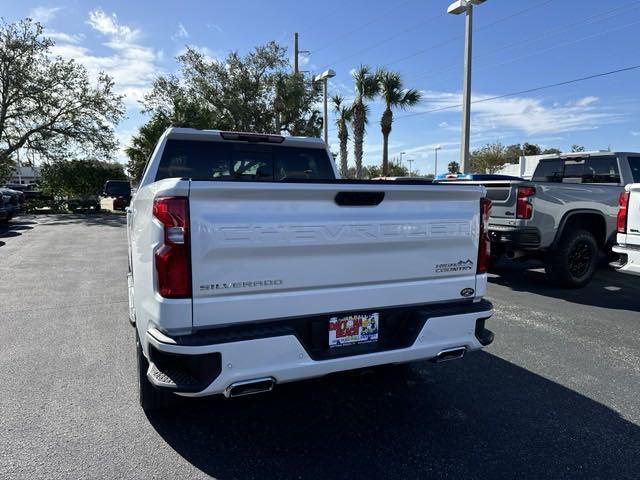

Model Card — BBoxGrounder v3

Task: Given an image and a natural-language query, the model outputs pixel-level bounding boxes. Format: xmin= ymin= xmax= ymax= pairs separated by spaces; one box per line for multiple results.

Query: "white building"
xmin=8 ymin=166 xmax=40 ymax=186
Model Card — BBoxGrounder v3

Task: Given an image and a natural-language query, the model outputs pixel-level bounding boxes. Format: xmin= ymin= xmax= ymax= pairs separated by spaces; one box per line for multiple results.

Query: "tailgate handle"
xmin=335 ymin=191 xmax=385 ymax=206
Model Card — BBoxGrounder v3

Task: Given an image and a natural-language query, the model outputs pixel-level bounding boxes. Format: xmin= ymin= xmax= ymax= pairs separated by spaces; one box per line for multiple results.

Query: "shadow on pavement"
xmin=0 ymin=219 xmax=34 ymax=242
xmin=0 ymin=230 xmax=22 ymax=238
xmin=148 ymin=352 xmax=640 ymax=479
xmin=488 ymin=259 xmax=640 ymax=312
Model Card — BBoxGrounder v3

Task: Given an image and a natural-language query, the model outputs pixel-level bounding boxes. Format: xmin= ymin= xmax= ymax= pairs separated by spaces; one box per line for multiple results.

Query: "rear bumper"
xmin=143 ymin=300 xmax=494 ymax=397
xmin=612 ymin=244 xmax=640 ymax=276
xmin=489 ymin=225 xmax=540 ymax=249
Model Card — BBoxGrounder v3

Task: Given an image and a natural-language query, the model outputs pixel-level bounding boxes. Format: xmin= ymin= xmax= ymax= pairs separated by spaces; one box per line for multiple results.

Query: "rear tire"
xmin=136 ymin=331 xmax=173 ymax=414
xmin=545 ymin=229 xmax=598 ymax=288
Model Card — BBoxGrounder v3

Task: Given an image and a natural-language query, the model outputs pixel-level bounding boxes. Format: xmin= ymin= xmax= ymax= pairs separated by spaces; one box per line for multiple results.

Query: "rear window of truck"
xmin=155 ymin=139 xmax=335 ymax=182
xmin=628 ymin=156 xmax=640 ymax=182
xmin=532 ymin=156 xmax=621 ymax=184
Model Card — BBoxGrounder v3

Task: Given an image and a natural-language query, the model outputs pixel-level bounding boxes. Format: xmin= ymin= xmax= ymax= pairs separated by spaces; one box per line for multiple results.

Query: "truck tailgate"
xmin=627 ymin=185 xmax=640 ymax=246
xmin=437 ymin=180 xmax=525 ymax=223
xmin=189 ymin=181 xmax=483 ymax=327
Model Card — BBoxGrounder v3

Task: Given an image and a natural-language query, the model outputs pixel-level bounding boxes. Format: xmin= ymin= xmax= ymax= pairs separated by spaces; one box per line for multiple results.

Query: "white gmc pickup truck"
xmin=122 ymin=128 xmax=494 ymax=412
xmin=613 ymin=183 xmax=640 ymax=276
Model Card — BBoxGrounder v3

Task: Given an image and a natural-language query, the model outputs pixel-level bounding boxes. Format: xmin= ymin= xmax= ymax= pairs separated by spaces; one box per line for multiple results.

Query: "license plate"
xmin=328 ymin=313 xmax=379 ymax=348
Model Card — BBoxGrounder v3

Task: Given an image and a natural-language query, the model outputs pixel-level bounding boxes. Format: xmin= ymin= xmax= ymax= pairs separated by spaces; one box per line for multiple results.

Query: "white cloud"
xmin=418 ymin=90 xmax=624 ymax=136
xmin=438 ymin=121 xmax=450 ymax=128
xmin=573 ymin=96 xmax=599 ymax=107
xmin=87 ymin=9 xmax=140 ymax=44
xmin=206 ymin=23 xmax=224 ymax=34
xmin=50 ymin=9 xmax=162 ymax=108
xmin=172 ymin=23 xmax=189 ymax=41
xmin=47 ymin=31 xmax=84 ymax=44
xmin=631 ymin=131 xmax=640 ymax=136
xmin=29 ymin=6 xmax=61 ymax=23
xmin=299 ymin=55 xmax=310 ymax=66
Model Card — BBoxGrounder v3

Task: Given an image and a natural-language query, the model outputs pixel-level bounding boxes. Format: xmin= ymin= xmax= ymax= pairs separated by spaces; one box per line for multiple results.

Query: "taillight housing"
xmin=153 ymin=197 xmax=191 ymax=298
xmin=617 ymin=191 xmax=629 ymax=234
xmin=477 ymin=197 xmax=492 ymax=274
xmin=516 ymin=186 xmax=535 ymax=219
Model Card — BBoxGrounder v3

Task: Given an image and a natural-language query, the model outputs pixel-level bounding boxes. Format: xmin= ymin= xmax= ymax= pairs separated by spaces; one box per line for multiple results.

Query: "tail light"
xmin=477 ymin=197 xmax=492 ymax=274
xmin=153 ymin=197 xmax=191 ymax=298
xmin=516 ymin=186 xmax=535 ymax=219
xmin=617 ymin=191 xmax=630 ymax=234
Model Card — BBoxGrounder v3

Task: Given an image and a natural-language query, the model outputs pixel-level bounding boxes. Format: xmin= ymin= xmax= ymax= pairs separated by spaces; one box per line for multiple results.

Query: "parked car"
xmin=435 ymin=173 xmax=525 ymax=182
xmin=1 ymin=183 xmax=42 ymax=201
xmin=0 ymin=190 xmax=9 ymax=223
xmin=127 ymin=128 xmax=494 ymax=412
xmin=103 ymin=180 xmax=132 ymax=211
xmin=0 ymin=187 xmax=25 ymax=221
xmin=440 ymin=152 xmax=640 ymax=287
xmin=64 ymin=196 xmax=101 ymax=212
xmin=612 ymin=183 xmax=640 ymax=276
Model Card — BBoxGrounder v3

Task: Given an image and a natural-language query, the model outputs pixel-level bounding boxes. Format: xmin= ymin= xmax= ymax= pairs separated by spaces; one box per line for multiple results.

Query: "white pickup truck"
xmin=121 ymin=128 xmax=494 ymax=412
xmin=613 ymin=184 xmax=640 ymax=276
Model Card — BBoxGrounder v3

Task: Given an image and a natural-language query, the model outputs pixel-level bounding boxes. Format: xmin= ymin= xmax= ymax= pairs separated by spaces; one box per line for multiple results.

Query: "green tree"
xmin=448 ymin=161 xmax=460 ymax=174
xmin=504 ymin=143 xmax=544 ymax=164
xmin=0 ymin=157 xmax=14 ymax=183
xmin=142 ymin=42 xmax=320 ymax=132
xmin=40 ymin=159 xmax=126 ymax=198
xmin=542 ymin=148 xmax=562 ymax=155
xmin=358 ymin=159 xmax=409 ymax=179
xmin=504 ymin=144 xmax=523 ymax=163
xmin=571 ymin=144 xmax=586 ymax=152
xmin=125 ymin=114 xmax=172 ymax=183
xmin=351 ymin=65 xmax=379 ymax=179
xmin=377 ymin=70 xmax=421 ymax=176
xmin=332 ymin=95 xmax=352 ymax=178
xmin=128 ymin=42 xmax=322 ymax=182
xmin=0 ymin=19 xmax=124 ymax=177
xmin=523 ymin=142 xmax=542 ymax=156
xmin=470 ymin=142 xmax=508 ymax=173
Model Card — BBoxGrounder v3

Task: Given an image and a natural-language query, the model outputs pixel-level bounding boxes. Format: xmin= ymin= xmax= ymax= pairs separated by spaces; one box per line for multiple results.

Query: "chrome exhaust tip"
xmin=433 ymin=347 xmax=467 ymax=363
xmin=224 ymin=377 xmax=275 ymax=398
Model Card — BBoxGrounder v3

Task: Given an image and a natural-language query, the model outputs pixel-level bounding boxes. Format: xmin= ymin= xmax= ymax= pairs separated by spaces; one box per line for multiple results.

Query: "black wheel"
xmin=545 ymin=229 xmax=599 ymax=288
xmin=136 ymin=331 xmax=173 ymax=414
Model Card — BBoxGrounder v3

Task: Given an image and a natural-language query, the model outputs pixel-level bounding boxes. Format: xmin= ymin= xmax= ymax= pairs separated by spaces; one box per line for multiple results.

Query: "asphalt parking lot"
xmin=1 ymin=215 xmax=639 ymax=479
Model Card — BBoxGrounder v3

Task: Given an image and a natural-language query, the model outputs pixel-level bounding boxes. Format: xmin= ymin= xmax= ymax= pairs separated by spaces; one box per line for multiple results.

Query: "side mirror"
xmin=103 ymin=180 xmax=131 ymax=197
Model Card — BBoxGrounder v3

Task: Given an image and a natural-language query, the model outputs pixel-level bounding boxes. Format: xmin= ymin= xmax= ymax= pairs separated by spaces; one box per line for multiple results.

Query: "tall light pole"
xmin=448 ymin=0 xmax=486 ymax=173
xmin=407 ymin=158 xmax=414 ymax=176
xmin=434 ymin=145 xmax=441 ymax=176
xmin=313 ymin=69 xmax=336 ymax=145
xmin=399 ymin=151 xmax=406 ymax=168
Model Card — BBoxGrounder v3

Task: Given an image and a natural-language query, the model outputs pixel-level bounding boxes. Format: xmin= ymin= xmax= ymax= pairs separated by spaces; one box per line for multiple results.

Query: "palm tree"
xmin=331 ymin=95 xmax=352 ymax=178
xmin=351 ymin=66 xmax=379 ymax=179
xmin=378 ymin=70 xmax=421 ymax=176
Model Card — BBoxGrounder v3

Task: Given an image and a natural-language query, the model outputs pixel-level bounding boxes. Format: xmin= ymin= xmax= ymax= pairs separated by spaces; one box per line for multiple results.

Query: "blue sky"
xmin=6 ymin=0 xmax=640 ymax=174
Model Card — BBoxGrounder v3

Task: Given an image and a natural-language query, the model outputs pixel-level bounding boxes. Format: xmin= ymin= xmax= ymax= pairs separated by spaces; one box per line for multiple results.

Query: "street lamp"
xmin=406 ymin=158 xmax=414 ymax=176
xmin=313 ymin=69 xmax=336 ymax=145
xmin=434 ymin=145 xmax=441 ymax=176
xmin=448 ymin=0 xmax=486 ymax=173
xmin=399 ymin=151 xmax=406 ymax=166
